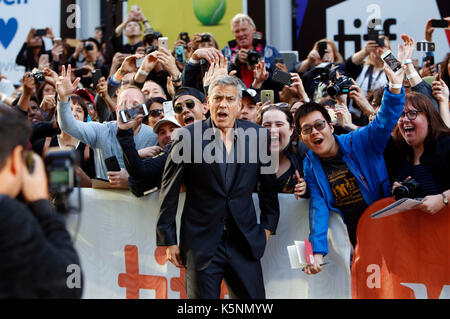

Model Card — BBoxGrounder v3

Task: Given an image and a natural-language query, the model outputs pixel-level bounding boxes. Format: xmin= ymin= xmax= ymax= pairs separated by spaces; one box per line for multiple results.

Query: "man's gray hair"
xmin=231 ymin=13 xmax=256 ymax=30
xmin=208 ymin=76 xmax=243 ymax=100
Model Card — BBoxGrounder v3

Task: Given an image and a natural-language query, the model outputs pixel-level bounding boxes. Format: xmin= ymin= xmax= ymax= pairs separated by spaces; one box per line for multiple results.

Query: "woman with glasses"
xmin=144 ymin=97 xmax=166 ymax=127
xmin=384 ymin=92 xmax=450 ymax=214
xmin=259 ymin=103 xmax=308 ymax=196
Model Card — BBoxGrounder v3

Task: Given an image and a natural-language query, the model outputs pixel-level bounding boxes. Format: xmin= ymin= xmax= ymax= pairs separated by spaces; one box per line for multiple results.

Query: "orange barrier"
xmin=351 ymin=197 xmax=450 ymax=299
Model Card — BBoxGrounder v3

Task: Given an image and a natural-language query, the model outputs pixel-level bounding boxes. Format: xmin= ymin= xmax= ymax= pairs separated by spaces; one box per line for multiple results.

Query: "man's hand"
xmin=55 ymin=65 xmax=80 ymax=103
xmin=40 ymin=95 xmax=57 ymax=113
xmin=166 ymin=245 xmax=184 ymax=268
xmin=236 ymin=48 xmax=249 ymax=64
xmin=94 ymin=76 xmax=108 ymax=98
xmin=21 ymin=152 xmax=49 ymax=202
xmin=156 ymin=47 xmax=180 ymax=79
xmin=22 ymin=72 xmax=36 ymax=97
xmin=116 ymin=110 xmax=144 ymax=131
xmin=335 ymin=104 xmax=357 ymax=131
xmin=107 ymin=168 xmax=129 ymax=189
xmin=138 ymin=146 xmax=163 ymax=159
xmin=303 ymin=254 xmax=324 ymax=275
xmin=191 ymin=47 xmax=223 ymax=64
xmin=294 ymin=177 xmax=307 ymax=198
xmin=265 ymin=229 xmax=272 ymax=244
xmin=43 ymin=67 xmax=59 ymax=87
xmin=397 ymin=34 xmax=415 ymax=62
xmin=432 ymin=78 xmax=450 ymax=104
xmin=117 ymin=54 xmax=143 ymax=77
xmin=290 ymin=72 xmax=309 ymax=102
xmin=252 ymin=61 xmax=269 ymax=89
xmin=420 ymin=61 xmax=436 ymax=78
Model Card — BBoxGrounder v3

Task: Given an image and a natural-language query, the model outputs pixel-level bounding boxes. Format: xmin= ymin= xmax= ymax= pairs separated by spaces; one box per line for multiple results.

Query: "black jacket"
xmin=384 ymin=135 xmax=450 ymax=193
xmin=117 ymin=128 xmax=168 ymax=197
xmin=0 ymin=196 xmax=82 ymax=298
xmin=157 ymin=118 xmax=280 ymax=271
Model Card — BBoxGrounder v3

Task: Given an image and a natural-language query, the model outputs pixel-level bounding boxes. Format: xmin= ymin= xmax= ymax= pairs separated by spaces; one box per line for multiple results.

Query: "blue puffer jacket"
xmin=303 ymin=86 xmax=405 ymax=256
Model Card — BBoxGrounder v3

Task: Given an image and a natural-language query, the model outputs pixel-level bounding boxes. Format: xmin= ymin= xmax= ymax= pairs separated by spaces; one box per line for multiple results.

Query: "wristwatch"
xmin=402 ymin=59 xmax=412 ymax=65
xmin=441 ymin=193 xmax=448 ymax=206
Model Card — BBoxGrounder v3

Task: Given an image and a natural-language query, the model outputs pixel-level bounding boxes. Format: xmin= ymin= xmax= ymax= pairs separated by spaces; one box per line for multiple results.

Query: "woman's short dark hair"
xmin=393 ymin=92 xmax=450 ymax=150
xmin=70 ymin=94 xmax=88 ymax=122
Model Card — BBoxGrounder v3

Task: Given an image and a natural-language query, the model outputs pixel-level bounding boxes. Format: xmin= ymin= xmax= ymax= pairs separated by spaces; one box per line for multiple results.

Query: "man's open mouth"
xmin=183 ymin=115 xmax=195 ymax=125
xmin=313 ymin=138 xmax=323 ymax=146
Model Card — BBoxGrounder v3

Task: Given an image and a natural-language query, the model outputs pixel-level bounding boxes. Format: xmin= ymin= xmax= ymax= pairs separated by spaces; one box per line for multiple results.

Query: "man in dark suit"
xmin=156 ymin=76 xmax=280 ymax=299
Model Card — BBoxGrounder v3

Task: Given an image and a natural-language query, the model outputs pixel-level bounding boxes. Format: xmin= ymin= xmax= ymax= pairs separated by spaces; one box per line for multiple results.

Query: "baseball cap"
xmin=74 ymin=88 xmax=96 ymax=107
xmin=153 ymin=116 xmax=182 ymax=134
xmin=173 ymin=87 xmax=206 ymax=104
xmin=242 ymin=88 xmax=260 ymax=103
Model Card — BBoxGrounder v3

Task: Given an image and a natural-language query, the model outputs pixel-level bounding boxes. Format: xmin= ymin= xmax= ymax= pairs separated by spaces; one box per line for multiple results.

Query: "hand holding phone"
xmin=272 ymin=68 xmax=293 ymax=86
xmin=381 ymin=50 xmax=402 ymax=75
xmin=261 ymin=90 xmax=274 ymax=105
xmin=104 ymin=156 xmax=121 ymax=172
xmin=158 ymin=37 xmax=169 ymax=51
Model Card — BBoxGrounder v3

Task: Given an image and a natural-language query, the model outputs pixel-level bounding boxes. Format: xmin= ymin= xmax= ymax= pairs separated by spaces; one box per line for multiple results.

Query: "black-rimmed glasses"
xmin=300 ymin=120 xmax=327 ymax=135
xmin=400 ymin=110 xmax=422 ymax=121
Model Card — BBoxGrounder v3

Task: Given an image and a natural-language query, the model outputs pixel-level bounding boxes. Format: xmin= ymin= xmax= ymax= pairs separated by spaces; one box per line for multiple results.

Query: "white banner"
xmin=326 ymin=0 xmax=449 ymax=64
xmin=0 ymin=0 xmax=61 ymax=85
xmin=66 ymin=189 xmax=352 ymax=299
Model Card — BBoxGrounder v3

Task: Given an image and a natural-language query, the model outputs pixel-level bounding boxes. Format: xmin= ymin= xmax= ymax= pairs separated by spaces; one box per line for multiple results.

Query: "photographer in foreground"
xmin=384 ymin=92 xmax=450 ymax=215
xmin=0 ymin=106 xmax=82 ymax=298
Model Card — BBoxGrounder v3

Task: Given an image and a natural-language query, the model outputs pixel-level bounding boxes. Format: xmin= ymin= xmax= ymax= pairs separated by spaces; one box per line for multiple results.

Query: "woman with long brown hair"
xmin=384 ymin=92 xmax=450 ymax=214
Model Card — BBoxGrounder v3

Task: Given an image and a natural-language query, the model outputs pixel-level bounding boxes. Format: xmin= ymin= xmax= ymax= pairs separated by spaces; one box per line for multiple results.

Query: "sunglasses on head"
xmin=149 ymin=109 xmax=164 ymax=117
xmin=174 ymin=99 xmax=196 ymax=114
xmin=300 ymin=120 xmax=327 ymax=135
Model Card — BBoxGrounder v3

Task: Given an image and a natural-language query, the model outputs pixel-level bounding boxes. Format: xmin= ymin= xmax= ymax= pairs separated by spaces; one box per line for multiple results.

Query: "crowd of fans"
xmin=0 ymin=6 xmax=449 ymax=296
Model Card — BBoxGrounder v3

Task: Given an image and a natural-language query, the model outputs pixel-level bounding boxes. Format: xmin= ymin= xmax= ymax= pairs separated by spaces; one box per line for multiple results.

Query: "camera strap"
xmin=365 ymin=65 xmax=384 ymax=92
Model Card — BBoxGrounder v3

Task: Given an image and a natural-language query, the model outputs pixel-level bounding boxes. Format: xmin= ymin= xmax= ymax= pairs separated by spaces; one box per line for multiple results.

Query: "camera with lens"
xmin=247 ymin=50 xmax=261 ymax=67
xmin=311 ymin=62 xmax=334 ymax=84
xmin=327 ymin=76 xmax=354 ymax=96
xmin=201 ymin=34 xmax=211 ymax=43
xmin=29 ymin=68 xmax=46 ymax=86
xmin=143 ymin=28 xmax=162 ymax=46
xmin=44 ymin=148 xmax=80 ymax=214
xmin=84 ymin=42 xmax=94 ymax=51
xmin=145 ymin=45 xmax=158 ymax=55
xmin=393 ymin=179 xmax=422 ymax=200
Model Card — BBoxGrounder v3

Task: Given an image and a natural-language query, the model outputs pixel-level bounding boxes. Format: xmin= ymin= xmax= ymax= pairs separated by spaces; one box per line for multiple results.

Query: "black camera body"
xmin=247 ymin=50 xmax=261 ymax=67
xmin=84 ymin=42 xmax=94 ymax=51
xmin=44 ymin=148 xmax=79 ymax=213
xmin=201 ymin=34 xmax=211 ymax=42
xmin=393 ymin=179 xmax=422 ymax=200
xmin=327 ymin=76 xmax=354 ymax=96
xmin=29 ymin=69 xmax=46 ymax=85
xmin=143 ymin=28 xmax=162 ymax=46
xmin=145 ymin=45 xmax=158 ymax=55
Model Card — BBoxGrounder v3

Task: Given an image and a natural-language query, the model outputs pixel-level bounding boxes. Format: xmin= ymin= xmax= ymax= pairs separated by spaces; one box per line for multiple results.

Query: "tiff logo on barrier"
xmin=118 ymin=245 xmax=229 ymax=299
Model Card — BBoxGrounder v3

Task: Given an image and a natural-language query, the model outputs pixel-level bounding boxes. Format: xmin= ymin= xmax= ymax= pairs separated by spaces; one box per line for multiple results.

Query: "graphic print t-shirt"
xmin=320 ymin=151 xmax=368 ymax=247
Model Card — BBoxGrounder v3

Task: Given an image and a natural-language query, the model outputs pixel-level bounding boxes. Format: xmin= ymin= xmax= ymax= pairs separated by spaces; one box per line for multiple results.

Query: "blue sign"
xmin=0 ymin=18 xmax=18 ymax=49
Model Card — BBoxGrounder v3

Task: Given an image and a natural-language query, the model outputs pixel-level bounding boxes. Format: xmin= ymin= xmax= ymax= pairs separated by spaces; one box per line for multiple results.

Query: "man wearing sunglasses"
xmin=116 ymin=87 xmax=207 ymax=197
xmin=172 ymin=87 xmax=209 ymax=127
xmin=296 ymin=61 xmax=406 ymax=275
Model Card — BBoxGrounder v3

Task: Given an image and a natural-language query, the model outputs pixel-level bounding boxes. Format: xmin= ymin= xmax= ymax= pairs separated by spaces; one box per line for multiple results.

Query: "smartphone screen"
xmin=382 ymin=51 xmax=402 ymax=74
xmin=175 ymin=46 xmax=185 ymax=63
